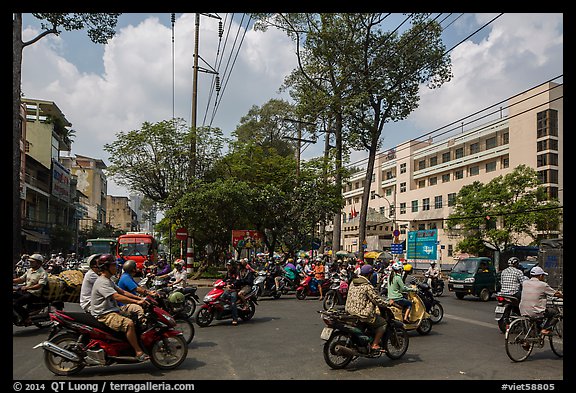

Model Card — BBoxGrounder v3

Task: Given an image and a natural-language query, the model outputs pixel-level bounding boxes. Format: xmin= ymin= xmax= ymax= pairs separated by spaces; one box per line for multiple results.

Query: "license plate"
xmin=494 ymin=306 xmax=505 ymax=314
xmin=320 ymin=327 xmax=333 ymax=340
xmin=453 ymin=284 xmax=464 ymax=288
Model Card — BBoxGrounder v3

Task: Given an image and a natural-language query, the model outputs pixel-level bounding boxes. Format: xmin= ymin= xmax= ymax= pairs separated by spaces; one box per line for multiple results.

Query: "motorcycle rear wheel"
xmin=323 ymin=332 xmax=354 ymax=369
xmin=175 ymin=318 xmax=195 ymax=344
xmin=322 ymin=290 xmax=338 ymax=310
xmin=384 ymin=325 xmax=409 ymax=360
xmin=416 ymin=318 xmax=433 ymax=335
xmin=150 ymin=335 xmax=188 ymax=370
xmin=181 ymin=298 xmax=196 ymax=319
xmin=44 ymin=333 xmax=85 ymax=376
xmin=429 ymin=302 xmax=444 ymax=324
xmin=239 ymin=301 xmax=256 ymax=321
xmin=433 ymin=285 xmax=444 ymax=297
xmin=296 ymin=289 xmax=307 ymax=300
xmin=195 ymin=308 xmax=214 ymax=327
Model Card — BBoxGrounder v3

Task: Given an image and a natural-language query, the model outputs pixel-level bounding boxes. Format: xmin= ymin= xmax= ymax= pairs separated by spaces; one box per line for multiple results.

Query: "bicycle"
xmin=504 ymin=297 xmax=563 ymax=362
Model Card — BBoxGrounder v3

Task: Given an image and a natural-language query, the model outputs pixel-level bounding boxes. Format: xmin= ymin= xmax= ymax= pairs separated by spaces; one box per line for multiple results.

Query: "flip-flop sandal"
xmin=135 ymin=353 xmax=150 ymax=362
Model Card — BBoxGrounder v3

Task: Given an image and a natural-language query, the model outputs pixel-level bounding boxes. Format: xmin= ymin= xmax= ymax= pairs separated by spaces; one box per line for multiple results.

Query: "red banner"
xmin=232 ymin=230 xmax=264 ymax=249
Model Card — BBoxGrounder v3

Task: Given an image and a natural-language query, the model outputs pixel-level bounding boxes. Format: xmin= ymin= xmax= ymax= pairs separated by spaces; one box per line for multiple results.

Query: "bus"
xmin=116 ymin=232 xmax=158 ymax=275
xmin=85 ymin=238 xmax=117 ymax=257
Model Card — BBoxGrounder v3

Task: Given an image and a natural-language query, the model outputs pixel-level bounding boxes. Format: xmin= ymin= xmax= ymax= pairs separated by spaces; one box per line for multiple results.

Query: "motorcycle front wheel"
xmin=181 ymin=298 xmax=196 ymax=319
xmin=322 ymin=290 xmax=338 ymax=310
xmin=195 ymin=307 xmax=214 ymax=327
xmin=323 ymin=332 xmax=354 ymax=369
xmin=429 ymin=302 xmax=444 ymax=324
xmin=44 ymin=333 xmax=85 ymax=376
xmin=150 ymin=335 xmax=188 ymax=370
xmin=175 ymin=318 xmax=195 ymax=344
xmin=384 ymin=325 xmax=409 ymax=360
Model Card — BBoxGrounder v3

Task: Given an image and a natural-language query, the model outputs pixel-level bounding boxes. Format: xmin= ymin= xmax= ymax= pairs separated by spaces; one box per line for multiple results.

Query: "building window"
xmin=411 ymin=200 xmax=418 ymax=213
xmin=385 ymin=188 xmax=392 ymax=197
xmin=537 ymin=153 xmax=559 ymax=167
xmin=454 ymin=170 xmax=463 ymax=180
xmin=448 ymin=244 xmax=453 ymax=257
xmin=538 ymin=169 xmax=559 ymax=184
xmin=371 ymin=191 xmax=376 ymax=200
xmin=400 ymin=163 xmax=406 ymax=174
xmin=379 ymin=206 xmax=385 ymax=214
xmin=502 ymin=132 xmax=509 ymax=145
xmin=434 ymin=195 xmax=443 ymax=209
xmin=428 ymin=222 xmax=437 ymax=230
xmin=442 ymin=173 xmax=450 ymax=183
xmin=400 ymin=202 xmax=406 ymax=214
xmin=470 ymin=142 xmax=480 ymax=154
xmin=442 ymin=152 xmax=451 ymax=163
xmin=448 ymin=193 xmax=456 ymax=206
xmin=537 ymin=139 xmax=559 ymax=152
xmin=422 ymin=198 xmax=430 ymax=211
xmin=469 ymin=165 xmax=479 ymax=176
xmin=485 ymin=136 xmax=497 ymax=150
xmin=429 ymin=176 xmax=437 ymax=186
xmin=486 ymin=161 xmax=497 ymax=173
xmin=502 ymin=156 xmax=509 ymax=168
xmin=455 ymin=147 xmax=464 ymax=159
xmin=400 ymin=182 xmax=406 ymax=193
xmin=418 ymin=160 xmax=426 ymax=170
xmin=429 ymin=156 xmax=438 ymax=167
xmin=385 ymin=170 xmax=393 ymax=180
xmin=418 ymin=179 xmax=425 ymax=188
xmin=537 ymin=109 xmax=559 ymax=138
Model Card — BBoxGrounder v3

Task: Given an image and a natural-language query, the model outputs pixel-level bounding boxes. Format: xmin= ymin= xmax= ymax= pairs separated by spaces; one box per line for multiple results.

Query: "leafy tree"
xmin=13 ymin=13 xmax=121 ymax=266
xmin=446 ymin=165 xmax=561 ymax=255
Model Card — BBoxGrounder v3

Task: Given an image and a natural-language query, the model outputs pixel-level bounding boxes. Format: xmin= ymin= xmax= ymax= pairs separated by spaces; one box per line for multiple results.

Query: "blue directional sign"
xmin=391 ymin=243 xmax=404 ymax=254
xmin=406 ymin=229 xmax=438 ymax=260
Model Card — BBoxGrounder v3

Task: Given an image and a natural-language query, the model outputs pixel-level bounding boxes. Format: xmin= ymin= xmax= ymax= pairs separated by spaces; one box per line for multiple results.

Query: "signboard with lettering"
xmin=231 ymin=230 xmax=264 ymax=249
xmin=406 ymin=229 xmax=438 ymax=261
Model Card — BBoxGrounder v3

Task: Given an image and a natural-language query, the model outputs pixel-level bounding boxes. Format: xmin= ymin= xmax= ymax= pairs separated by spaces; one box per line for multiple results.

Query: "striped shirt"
xmin=519 ymin=277 xmax=557 ymax=317
xmin=499 ymin=267 xmax=527 ymax=295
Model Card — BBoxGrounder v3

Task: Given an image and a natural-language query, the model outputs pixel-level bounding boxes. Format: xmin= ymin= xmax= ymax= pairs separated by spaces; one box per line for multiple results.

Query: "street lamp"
xmin=374 ymin=193 xmax=400 ymax=257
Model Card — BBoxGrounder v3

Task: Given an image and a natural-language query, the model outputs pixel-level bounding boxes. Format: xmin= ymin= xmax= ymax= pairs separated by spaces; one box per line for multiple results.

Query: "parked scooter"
xmin=322 ymin=273 xmax=349 ymax=310
xmin=253 ymin=270 xmax=282 ymax=299
xmin=195 ymin=279 xmax=258 ymax=327
xmin=13 ymin=285 xmax=64 ymax=328
xmin=388 ymin=286 xmax=433 ymax=335
xmin=296 ymin=272 xmax=332 ymax=300
xmin=33 ymin=298 xmax=188 ymax=375
xmin=494 ymin=292 xmax=521 ymax=333
xmin=319 ymin=304 xmax=409 ymax=369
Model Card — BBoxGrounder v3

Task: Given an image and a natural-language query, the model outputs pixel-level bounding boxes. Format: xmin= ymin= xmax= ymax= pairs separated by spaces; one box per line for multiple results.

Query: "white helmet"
xmin=391 ymin=261 xmax=403 ymax=271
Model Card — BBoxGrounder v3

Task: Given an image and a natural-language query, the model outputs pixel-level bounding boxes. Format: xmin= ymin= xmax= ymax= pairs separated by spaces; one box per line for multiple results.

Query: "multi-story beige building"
xmin=339 ymin=82 xmax=563 ymax=268
xmin=106 ymin=195 xmax=138 ymax=233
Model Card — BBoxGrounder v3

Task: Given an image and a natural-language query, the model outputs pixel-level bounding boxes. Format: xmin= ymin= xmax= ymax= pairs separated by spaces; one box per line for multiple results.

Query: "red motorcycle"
xmin=195 ymin=279 xmax=258 ymax=327
xmin=33 ymin=297 xmax=188 ymax=375
xmin=296 ymin=272 xmax=332 ymax=300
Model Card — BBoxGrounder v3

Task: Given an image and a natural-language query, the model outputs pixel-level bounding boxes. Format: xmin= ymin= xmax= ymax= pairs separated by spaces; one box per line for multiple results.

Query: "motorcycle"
xmin=140 ymin=275 xmax=200 ymax=319
xmin=319 ymin=304 xmax=409 ymax=369
xmin=33 ymin=298 xmax=188 ymax=375
xmin=494 ymin=292 xmax=521 ymax=333
xmin=296 ymin=272 xmax=332 ymax=300
xmin=424 ymin=273 xmax=445 ymax=297
xmin=411 ymin=278 xmax=444 ymax=324
xmin=13 ymin=285 xmax=64 ymax=328
xmin=322 ymin=273 xmax=349 ymax=310
xmin=195 ymin=279 xmax=258 ymax=327
xmin=253 ymin=270 xmax=282 ymax=299
xmin=389 ymin=286 xmax=433 ymax=335
xmin=279 ymin=272 xmax=302 ymax=294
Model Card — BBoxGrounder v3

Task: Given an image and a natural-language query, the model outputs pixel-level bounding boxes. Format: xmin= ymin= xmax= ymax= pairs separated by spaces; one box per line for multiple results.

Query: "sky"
xmin=20 ymin=13 xmax=563 ymax=197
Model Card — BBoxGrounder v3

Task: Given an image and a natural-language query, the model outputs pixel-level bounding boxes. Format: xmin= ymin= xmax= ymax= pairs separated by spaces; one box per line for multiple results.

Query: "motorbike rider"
xmin=314 ymin=259 xmax=326 ymax=300
xmin=15 ymin=253 xmax=30 ymax=277
xmin=222 ymin=261 xmax=240 ymax=325
xmin=519 ymin=266 xmax=563 ymax=336
xmin=154 ymin=258 xmax=171 ymax=276
xmin=500 ymin=257 xmax=527 ymax=299
xmin=387 ymin=261 xmax=418 ymax=323
xmin=157 ymin=260 xmax=188 ymax=289
xmin=90 ymin=254 xmax=149 ymax=362
xmin=236 ymin=260 xmax=255 ymax=310
xmin=117 ymin=260 xmax=157 ymax=302
xmin=344 ymin=264 xmax=390 ymax=352
xmin=270 ymin=260 xmax=284 ymax=292
xmin=13 ymin=253 xmax=49 ymax=325
xmin=424 ymin=261 xmax=440 ymax=288
xmin=79 ymin=254 xmax=101 ymax=312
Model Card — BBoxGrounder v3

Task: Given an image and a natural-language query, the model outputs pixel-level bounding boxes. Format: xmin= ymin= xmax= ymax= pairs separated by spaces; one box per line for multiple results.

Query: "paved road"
xmin=13 ymin=287 xmax=564 ymax=385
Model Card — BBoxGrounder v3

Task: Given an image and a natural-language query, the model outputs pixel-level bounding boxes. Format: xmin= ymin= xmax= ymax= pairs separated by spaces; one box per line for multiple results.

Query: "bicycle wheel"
xmin=505 ymin=318 xmax=533 ymax=362
xmin=549 ymin=317 xmax=563 ymax=358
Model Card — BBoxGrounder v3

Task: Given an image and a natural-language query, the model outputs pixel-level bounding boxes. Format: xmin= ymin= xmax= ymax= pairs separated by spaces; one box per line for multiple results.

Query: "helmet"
xmin=508 ymin=257 xmax=520 ymax=266
xmin=175 ymin=260 xmax=184 ymax=270
xmin=391 ymin=261 xmax=403 ymax=271
xmin=158 ymin=258 xmax=166 ymax=265
xmin=287 ymin=258 xmax=294 ymax=263
xmin=360 ymin=264 xmax=373 ymax=275
xmin=168 ymin=291 xmax=185 ymax=304
xmin=28 ymin=253 xmax=44 ymax=264
xmin=123 ymin=260 xmax=137 ymax=274
xmin=97 ymin=254 xmax=116 ymax=271
xmin=430 ymin=261 xmax=436 ymax=265
xmin=87 ymin=253 xmax=102 ymax=268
